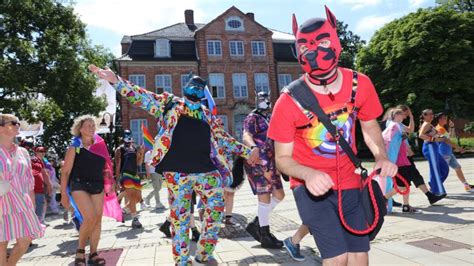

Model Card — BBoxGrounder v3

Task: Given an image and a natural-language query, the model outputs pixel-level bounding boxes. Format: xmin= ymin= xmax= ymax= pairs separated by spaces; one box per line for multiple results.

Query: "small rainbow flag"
xmin=142 ymin=124 xmax=154 ymax=150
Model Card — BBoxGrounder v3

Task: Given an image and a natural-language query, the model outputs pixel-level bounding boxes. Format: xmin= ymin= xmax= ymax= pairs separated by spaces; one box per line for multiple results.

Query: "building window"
xmin=155 ymin=75 xmax=172 ymax=93
xmin=232 ymin=73 xmax=248 ymax=98
xmin=207 ymin=40 xmax=222 ymax=56
xmin=254 ymin=73 xmax=269 ymax=93
xmin=251 ymin=41 xmax=266 ymax=56
xmin=217 ymin=115 xmax=228 ymax=131
xmin=229 ymin=41 xmax=244 ymax=56
xmin=278 ymin=74 xmax=292 ymax=91
xmin=208 ymin=73 xmax=225 ymax=99
xmin=155 ymin=39 xmax=170 ymax=57
xmin=225 ymin=16 xmax=244 ymax=31
xmin=234 ymin=114 xmax=247 ymax=141
xmin=129 ymin=74 xmax=146 ymax=88
xmin=181 ymin=74 xmax=191 ymax=96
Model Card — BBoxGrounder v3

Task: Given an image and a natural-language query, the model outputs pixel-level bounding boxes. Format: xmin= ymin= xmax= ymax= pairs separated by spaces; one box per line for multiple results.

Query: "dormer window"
xmin=155 ymin=39 xmax=170 ymax=57
xmin=225 ymin=16 xmax=244 ymax=31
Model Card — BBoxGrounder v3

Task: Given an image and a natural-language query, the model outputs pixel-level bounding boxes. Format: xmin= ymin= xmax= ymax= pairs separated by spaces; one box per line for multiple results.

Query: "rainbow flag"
xmin=142 ymin=124 xmax=154 ymax=150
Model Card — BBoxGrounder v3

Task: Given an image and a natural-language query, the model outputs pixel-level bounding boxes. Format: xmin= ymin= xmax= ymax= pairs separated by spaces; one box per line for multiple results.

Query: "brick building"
xmin=116 ymin=6 xmax=301 ymax=143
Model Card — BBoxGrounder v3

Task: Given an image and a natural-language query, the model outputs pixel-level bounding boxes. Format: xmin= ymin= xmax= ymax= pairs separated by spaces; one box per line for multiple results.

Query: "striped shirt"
xmin=0 ymin=145 xmax=44 ymax=241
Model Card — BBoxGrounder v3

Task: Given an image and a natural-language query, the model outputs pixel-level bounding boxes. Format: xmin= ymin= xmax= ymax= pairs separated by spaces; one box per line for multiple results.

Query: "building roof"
xmin=119 ymin=7 xmax=296 ymax=62
xmin=270 ymin=29 xmax=295 ymax=43
xmin=121 ymin=23 xmax=207 ymax=43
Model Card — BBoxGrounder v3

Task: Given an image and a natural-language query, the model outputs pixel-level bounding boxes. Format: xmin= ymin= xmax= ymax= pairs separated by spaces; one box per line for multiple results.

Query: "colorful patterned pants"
xmin=164 ymin=170 xmax=224 ymax=265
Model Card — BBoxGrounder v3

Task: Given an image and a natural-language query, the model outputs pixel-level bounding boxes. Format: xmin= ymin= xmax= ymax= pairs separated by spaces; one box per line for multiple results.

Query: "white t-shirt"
xmin=144 ymin=150 xmax=156 ymax=173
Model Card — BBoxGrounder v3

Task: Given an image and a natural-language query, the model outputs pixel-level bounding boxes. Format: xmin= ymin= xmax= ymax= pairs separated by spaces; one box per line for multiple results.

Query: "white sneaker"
xmin=140 ymin=202 xmax=149 ymax=210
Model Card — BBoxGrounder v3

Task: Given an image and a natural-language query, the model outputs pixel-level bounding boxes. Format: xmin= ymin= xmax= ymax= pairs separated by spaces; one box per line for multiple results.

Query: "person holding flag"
xmin=142 ymin=124 xmax=165 ymax=210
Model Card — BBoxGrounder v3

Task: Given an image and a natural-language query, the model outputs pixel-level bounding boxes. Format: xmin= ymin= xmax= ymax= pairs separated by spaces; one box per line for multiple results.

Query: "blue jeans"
xmin=35 ymin=193 xmax=46 ymax=224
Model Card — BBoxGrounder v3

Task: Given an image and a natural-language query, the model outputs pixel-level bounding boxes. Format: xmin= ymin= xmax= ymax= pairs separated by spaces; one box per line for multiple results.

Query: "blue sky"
xmin=71 ymin=0 xmax=436 ymax=56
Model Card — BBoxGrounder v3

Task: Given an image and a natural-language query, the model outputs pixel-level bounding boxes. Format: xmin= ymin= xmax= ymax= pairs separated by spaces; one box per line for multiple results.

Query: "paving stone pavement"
xmin=13 ymin=158 xmax=474 ymax=265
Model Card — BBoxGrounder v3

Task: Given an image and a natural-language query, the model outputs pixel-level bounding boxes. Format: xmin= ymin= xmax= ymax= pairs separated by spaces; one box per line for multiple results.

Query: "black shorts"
xmin=293 ymin=185 xmax=370 ymax=259
xmin=70 ymin=177 xmax=104 ymax=195
xmin=397 ymin=165 xmax=425 ymax=188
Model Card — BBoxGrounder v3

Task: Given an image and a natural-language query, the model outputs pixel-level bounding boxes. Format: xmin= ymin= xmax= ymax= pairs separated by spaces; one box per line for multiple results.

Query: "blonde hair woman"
xmin=0 ymin=114 xmax=44 ymax=265
xmin=60 ymin=115 xmax=111 ymax=265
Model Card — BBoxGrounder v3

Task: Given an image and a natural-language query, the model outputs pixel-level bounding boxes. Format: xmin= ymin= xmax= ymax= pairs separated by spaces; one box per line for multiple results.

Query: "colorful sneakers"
xmin=464 ymin=183 xmax=474 ymax=192
xmin=283 ymin=237 xmax=306 ymax=262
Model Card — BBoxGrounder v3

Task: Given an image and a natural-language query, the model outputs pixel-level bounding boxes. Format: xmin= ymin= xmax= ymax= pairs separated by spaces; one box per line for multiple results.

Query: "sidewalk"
xmin=17 ymin=158 xmax=473 ymax=265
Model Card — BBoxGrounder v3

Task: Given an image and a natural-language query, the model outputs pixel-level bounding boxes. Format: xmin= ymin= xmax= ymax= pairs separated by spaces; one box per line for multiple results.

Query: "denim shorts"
xmin=293 ymin=185 xmax=370 ymax=259
xmin=443 ymin=154 xmax=461 ymax=170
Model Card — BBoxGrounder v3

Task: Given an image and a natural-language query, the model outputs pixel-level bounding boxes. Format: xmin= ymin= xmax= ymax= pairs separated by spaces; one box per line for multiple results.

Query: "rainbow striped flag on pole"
xmin=142 ymin=124 xmax=154 ymax=150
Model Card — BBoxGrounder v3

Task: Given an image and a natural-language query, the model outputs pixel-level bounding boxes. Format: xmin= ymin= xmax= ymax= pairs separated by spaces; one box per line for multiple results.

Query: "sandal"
xmin=74 ymin=248 xmax=86 ymax=266
xmin=88 ymin=251 xmax=106 ymax=265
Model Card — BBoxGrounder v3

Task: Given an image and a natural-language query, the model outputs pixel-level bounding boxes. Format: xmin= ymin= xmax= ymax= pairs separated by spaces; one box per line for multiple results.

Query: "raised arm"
xmin=88 ymin=64 xmax=173 ymax=118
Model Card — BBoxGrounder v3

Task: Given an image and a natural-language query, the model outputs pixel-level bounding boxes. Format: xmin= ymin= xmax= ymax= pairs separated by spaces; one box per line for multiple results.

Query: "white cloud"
xmin=339 ymin=0 xmax=382 ymax=10
xmin=409 ymin=0 xmax=427 ymax=8
xmin=74 ymin=0 xmax=206 ymax=35
xmin=355 ymin=14 xmax=397 ymax=34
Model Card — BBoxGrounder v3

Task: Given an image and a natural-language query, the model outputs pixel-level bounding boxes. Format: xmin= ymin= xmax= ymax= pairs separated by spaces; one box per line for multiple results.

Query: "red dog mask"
xmin=293 ymin=6 xmax=341 ymax=84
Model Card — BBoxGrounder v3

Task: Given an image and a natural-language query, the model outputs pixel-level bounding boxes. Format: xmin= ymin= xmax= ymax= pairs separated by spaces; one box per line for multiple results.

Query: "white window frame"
xmin=207 ymin=40 xmax=222 ymax=56
xmin=251 ymin=41 xmax=266 ymax=56
xmin=129 ymin=74 xmax=146 ymax=88
xmin=254 ymin=73 xmax=269 ymax=94
xmin=232 ymin=73 xmax=248 ymax=98
xmin=154 ymin=39 xmax=170 ymax=58
xmin=229 ymin=41 xmax=244 ymax=56
xmin=225 ymin=16 xmax=244 ymax=31
xmin=155 ymin=74 xmax=172 ymax=93
xmin=208 ymin=73 xmax=225 ymax=99
xmin=278 ymin=74 xmax=292 ymax=91
xmin=217 ymin=115 xmax=229 ymax=131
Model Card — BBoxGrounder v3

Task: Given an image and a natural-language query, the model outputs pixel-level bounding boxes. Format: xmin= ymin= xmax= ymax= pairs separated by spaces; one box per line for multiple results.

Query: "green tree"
xmin=337 ymin=21 xmax=366 ymax=69
xmin=436 ymin=0 xmax=474 ymax=12
xmin=0 ymin=0 xmax=113 ymax=156
xmin=356 ymin=7 xmax=474 ymax=120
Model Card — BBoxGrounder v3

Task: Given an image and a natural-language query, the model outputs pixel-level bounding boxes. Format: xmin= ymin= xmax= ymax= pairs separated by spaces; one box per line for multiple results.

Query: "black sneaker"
xmin=402 ymin=205 xmax=421 ymax=213
xmin=131 ymin=217 xmax=142 ymax=229
xmin=260 ymin=226 xmax=283 ymax=249
xmin=428 ymin=193 xmax=447 ymax=205
xmin=245 ymin=217 xmax=261 ymax=242
xmin=159 ymin=220 xmax=172 ymax=238
xmin=191 ymin=227 xmax=200 ymax=242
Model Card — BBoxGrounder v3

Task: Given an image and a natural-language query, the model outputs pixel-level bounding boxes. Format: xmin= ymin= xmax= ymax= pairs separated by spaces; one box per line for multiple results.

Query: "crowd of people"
xmin=1 ymin=6 xmax=473 ymax=266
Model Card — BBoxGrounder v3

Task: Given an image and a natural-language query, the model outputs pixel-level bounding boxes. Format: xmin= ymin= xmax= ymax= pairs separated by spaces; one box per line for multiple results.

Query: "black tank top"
xmin=120 ymin=145 xmax=138 ymax=174
xmin=70 ymin=148 xmax=106 ymax=183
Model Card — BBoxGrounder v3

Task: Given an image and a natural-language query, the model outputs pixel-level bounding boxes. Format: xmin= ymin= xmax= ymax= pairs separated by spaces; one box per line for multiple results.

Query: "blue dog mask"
xmin=183 ymin=74 xmax=207 ymax=102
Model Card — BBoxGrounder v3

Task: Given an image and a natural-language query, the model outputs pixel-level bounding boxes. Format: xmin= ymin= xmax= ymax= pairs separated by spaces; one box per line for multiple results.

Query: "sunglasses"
xmin=1 ymin=121 xmax=20 ymax=127
xmin=423 ymin=112 xmax=433 ymax=116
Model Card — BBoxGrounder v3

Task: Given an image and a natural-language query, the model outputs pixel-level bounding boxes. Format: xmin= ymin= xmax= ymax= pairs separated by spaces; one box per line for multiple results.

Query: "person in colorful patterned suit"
xmin=268 ymin=6 xmax=397 ymax=265
xmin=89 ymin=65 xmax=259 ymax=266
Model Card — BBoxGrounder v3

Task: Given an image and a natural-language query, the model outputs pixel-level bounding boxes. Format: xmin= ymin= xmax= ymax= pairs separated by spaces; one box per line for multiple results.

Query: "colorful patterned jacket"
xmin=114 ymin=78 xmax=252 ymax=184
